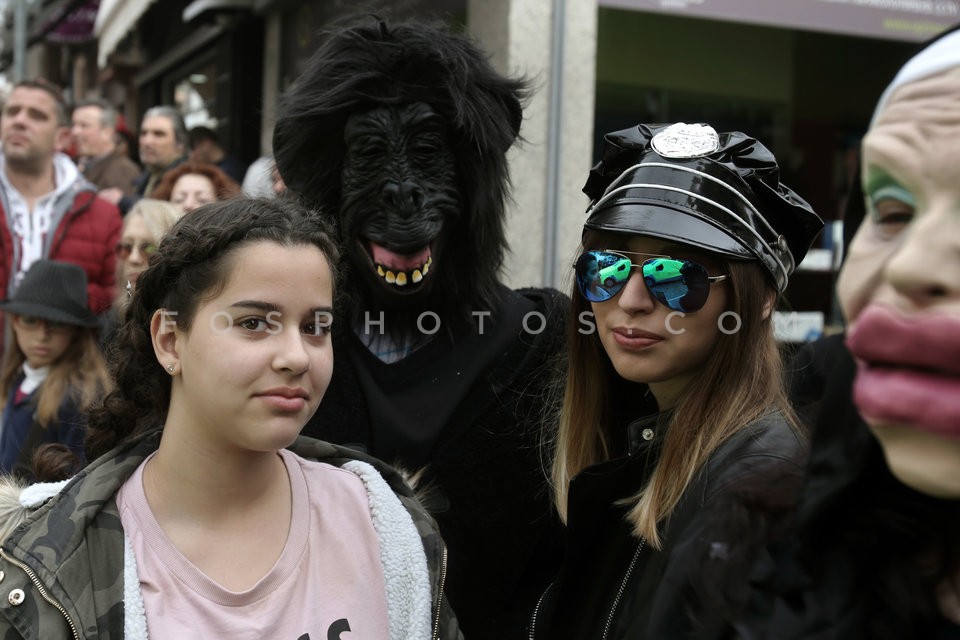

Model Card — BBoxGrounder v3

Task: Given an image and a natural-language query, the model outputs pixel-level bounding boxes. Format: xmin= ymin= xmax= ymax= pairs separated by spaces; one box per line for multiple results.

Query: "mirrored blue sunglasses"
xmin=574 ymin=249 xmax=728 ymax=313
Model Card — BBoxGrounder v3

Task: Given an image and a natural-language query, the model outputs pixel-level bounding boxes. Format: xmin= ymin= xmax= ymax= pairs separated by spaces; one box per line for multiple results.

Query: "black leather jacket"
xmin=531 ymin=409 xmax=807 ymax=640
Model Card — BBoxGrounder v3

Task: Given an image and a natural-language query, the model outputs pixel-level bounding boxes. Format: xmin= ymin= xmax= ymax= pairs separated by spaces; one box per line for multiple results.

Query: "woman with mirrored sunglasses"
xmin=530 ymin=123 xmax=823 ymax=640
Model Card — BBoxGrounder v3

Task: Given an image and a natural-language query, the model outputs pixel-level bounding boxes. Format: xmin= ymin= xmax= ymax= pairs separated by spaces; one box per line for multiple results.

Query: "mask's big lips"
xmin=367 ymin=241 xmax=433 ymax=288
xmin=847 ymin=305 xmax=960 ymax=437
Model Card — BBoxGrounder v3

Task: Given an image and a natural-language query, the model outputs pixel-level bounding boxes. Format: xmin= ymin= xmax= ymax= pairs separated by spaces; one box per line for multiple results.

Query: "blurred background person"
xmin=151 ymin=161 xmax=240 ymax=214
xmin=71 ymin=98 xmax=141 ymax=199
xmin=242 ymin=155 xmax=276 ymax=198
xmin=0 ymin=79 xmax=121 ymax=326
xmin=114 ymin=126 xmax=139 ymax=166
xmin=136 ymin=107 xmax=188 ymax=199
xmin=101 ymin=106 xmax=188 ymax=214
xmin=188 ymin=125 xmax=246 ymax=184
xmin=101 ymin=198 xmax=183 ymax=347
xmin=0 ymin=260 xmax=110 ymax=481
xmin=113 ymin=199 xmax=183 ymax=300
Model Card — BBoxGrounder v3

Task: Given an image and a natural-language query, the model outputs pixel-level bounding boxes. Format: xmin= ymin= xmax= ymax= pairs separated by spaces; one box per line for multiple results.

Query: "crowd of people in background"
xmin=0 ymin=77 xmax=284 ymax=478
xmin=0 ymin=14 xmax=957 ymax=640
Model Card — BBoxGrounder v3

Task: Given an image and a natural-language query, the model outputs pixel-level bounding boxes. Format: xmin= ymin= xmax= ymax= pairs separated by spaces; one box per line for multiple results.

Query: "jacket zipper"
xmin=432 ymin=543 xmax=448 ymax=640
xmin=528 ymin=581 xmax=553 ymax=640
xmin=602 ymin=538 xmax=646 ymax=640
xmin=0 ymin=548 xmax=80 ymax=640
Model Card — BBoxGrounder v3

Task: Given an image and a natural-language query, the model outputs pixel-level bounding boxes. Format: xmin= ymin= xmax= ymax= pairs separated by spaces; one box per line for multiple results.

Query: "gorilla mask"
xmin=342 ymin=102 xmax=459 ymax=303
xmin=274 ymin=17 xmax=528 ymax=330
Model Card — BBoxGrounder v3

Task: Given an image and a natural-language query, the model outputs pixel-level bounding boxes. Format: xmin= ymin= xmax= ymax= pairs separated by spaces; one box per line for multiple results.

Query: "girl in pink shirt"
xmin=0 ymin=197 xmax=462 ymax=640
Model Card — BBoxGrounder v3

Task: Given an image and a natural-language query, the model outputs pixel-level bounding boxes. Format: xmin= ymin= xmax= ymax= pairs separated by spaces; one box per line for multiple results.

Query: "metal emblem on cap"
xmin=651 ymin=123 xmax=720 ymax=159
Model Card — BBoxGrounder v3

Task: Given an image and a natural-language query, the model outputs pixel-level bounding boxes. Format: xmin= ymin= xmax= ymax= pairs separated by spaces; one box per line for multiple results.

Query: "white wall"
xmin=469 ymin=0 xmax=598 ymax=291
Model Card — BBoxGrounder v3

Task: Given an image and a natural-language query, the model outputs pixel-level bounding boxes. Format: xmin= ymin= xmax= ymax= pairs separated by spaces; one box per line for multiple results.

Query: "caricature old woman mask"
xmin=838 ymin=30 xmax=960 ymax=497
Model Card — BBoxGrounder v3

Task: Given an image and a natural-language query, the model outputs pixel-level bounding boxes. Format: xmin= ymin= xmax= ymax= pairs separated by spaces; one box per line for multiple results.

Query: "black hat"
xmin=582 ymin=122 xmax=824 ymax=292
xmin=0 ymin=260 xmax=98 ymax=328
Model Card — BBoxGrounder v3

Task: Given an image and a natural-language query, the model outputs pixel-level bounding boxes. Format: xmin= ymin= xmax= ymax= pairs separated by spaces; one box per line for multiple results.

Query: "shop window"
xmin=174 ymin=60 xmax=219 ymax=129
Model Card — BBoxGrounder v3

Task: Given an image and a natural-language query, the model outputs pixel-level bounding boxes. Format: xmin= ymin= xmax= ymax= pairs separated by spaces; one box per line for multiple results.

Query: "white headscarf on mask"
xmin=870 ymin=27 xmax=960 ymax=126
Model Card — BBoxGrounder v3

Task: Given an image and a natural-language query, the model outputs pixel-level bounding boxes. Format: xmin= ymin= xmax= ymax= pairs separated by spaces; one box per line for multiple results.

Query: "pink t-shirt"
xmin=117 ymin=449 xmax=390 ymax=639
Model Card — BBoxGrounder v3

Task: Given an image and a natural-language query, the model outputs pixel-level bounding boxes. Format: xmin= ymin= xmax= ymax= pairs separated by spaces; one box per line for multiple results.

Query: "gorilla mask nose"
xmin=381 ymin=180 xmax=425 ymax=216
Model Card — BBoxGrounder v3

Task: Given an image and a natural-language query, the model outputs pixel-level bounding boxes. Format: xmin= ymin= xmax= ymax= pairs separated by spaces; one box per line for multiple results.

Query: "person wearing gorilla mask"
xmin=273 ymin=17 xmax=566 ymax=640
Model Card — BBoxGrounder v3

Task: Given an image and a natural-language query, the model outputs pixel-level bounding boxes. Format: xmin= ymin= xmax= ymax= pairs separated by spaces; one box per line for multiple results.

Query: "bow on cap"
xmin=583 ymin=123 xmax=823 ymax=293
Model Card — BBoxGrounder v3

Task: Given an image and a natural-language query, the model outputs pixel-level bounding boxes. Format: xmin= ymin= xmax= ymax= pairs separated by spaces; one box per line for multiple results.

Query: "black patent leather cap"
xmin=583 ymin=123 xmax=824 ymax=292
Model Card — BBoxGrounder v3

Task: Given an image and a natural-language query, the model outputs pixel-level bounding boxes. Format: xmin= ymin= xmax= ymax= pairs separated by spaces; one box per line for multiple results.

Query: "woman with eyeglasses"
xmin=529 ymin=122 xmax=823 ymax=640
xmin=114 ymin=199 xmax=184 ymax=300
xmin=101 ymin=199 xmax=184 ymax=350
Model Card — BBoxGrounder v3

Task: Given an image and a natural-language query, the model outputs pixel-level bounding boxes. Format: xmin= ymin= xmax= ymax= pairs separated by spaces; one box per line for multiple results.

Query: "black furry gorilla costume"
xmin=274 ymin=17 xmax=566 ymax=640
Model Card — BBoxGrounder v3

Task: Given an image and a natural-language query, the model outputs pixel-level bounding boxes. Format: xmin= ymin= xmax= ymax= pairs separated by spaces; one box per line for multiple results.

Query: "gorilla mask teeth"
xmin=375 ymin=255 xmax=433 ymax=288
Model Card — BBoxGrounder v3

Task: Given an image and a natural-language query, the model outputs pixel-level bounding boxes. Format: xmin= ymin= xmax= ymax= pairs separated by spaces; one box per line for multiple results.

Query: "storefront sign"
xmin=44 ymin=0 xmax=100 ymax=44
xmin=600 ymin=0 xmax=958 ymax=41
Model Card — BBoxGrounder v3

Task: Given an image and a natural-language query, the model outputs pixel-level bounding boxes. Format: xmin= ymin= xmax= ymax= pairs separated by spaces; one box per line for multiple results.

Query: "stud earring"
xmin=166 ymin=364 xmax=175 ymax=373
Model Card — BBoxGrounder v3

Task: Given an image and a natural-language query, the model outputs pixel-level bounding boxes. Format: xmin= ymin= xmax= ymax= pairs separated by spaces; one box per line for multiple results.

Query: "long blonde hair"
xmin=0 ymin=324 xmax=112 ymax=428
xmin=551 ymin=237 xmax=800 ymax=549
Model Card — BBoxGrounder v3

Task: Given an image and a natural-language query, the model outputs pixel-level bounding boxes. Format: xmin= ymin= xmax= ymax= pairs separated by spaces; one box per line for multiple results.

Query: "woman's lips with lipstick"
xmin=612 ymin=326 xmax=663 ymax=349
xmin=847 ymin=305 xmax=960 ymax=438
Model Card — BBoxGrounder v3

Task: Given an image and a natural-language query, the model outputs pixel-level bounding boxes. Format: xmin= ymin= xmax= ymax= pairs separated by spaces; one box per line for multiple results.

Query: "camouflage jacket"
xmin=0 ymin=429 xmax=461 ymax=640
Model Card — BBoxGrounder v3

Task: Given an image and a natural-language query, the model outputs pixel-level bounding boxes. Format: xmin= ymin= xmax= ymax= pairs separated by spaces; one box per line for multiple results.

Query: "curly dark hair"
xmin=86 ymin=197 xmax=340 ymax=460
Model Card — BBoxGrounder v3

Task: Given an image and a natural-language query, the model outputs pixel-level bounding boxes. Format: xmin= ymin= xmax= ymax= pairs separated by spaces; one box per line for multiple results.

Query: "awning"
xmin=183 ymin=0 xmax=253 ymax=23
xmin=0 ymin=0 xmax=92 ymax=72
xmin=600 ymin=0 xmax=958 ymax=43
xmin=94 ymin=0 xmax=158 ymax=68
